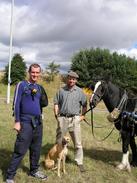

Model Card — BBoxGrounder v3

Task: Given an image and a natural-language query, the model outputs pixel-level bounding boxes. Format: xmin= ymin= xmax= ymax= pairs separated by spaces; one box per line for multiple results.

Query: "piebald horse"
xmin=90 ymin=80 xmax=137 ymax=172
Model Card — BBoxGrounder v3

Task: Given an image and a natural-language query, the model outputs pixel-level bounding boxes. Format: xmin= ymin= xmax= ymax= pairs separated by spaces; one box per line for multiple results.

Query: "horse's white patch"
xmin=90 ymin=81 xmax=101 ymax=102
xmin=122 ymin=151 xmax=130 ymax=165
xmin=117 ymin=151 xmax=131 ymax=172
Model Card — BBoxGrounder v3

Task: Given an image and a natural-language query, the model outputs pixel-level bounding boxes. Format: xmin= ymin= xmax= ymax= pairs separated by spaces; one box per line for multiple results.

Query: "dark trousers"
xmin=6 ymin=122 xmax=43 ymax=179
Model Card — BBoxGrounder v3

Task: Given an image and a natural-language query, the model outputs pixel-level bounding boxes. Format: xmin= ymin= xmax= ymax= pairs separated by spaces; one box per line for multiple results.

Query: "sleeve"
xmin=39 ymin=85 xmax=48 ymax=107
xmin=13 ymin=82 xmax=23 ymax=122
xmin=53 ymin=90 xmax=60 ymax=105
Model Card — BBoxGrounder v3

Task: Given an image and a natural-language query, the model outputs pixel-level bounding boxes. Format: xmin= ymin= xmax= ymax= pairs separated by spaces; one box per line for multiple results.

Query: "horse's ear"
xmin=89 ymin=84 xmax=95 ymax=91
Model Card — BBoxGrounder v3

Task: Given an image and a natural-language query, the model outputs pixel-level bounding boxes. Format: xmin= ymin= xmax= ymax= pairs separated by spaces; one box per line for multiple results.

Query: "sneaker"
xmin=29 ymin=170 xmax=48 ymax=180
xmin=6 ymin=179 xmax=14 ymax=183
xmin=78 ymin=164 xmax=86 ymax=172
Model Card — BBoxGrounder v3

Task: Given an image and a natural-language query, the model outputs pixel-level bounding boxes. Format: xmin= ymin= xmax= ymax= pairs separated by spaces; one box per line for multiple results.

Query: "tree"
xmin=45 ymin=61 xmax=60 ymax=82
xmin=3 ymin=53 xmax=27 ymax=85
xmin=71 ymin=48 xmax=137 ymax=93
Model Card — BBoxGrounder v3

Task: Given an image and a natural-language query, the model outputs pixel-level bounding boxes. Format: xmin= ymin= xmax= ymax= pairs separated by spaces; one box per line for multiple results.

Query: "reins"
xmin=83 ymin=108 xmax=115 ymax=142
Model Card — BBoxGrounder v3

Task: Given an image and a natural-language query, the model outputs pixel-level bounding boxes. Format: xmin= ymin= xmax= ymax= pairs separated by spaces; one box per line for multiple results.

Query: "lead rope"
xmin=83 ymin=109 xmax=115 ymax=142
xmin=90 ymin=110 xmax=115 ymax=142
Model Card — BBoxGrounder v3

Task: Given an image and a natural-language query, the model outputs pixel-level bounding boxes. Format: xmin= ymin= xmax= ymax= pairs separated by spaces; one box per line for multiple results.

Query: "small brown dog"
xmin=44 ymin=136 xmax=70 ymax=177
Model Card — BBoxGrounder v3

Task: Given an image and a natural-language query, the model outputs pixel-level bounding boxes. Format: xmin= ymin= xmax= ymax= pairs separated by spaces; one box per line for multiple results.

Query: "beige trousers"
xmin=56 ymin=115 xmax=83 ymax=165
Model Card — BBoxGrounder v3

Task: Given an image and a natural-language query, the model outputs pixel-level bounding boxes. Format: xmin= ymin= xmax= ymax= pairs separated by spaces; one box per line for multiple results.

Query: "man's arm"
xmin=80 ymin=90 xmax=87 ymax=121
xmin=13 ymin=82 xmax=23 ymax=132
xmin=80 ymin=105 xmax=87 ymax=121
xmin=39 ymin=85 xmax=48 ymax=108
xmin=14 ymin=122 xmax=21 ymax=132
xmin=54 ymin=104 xmax=59 ymax=119
xmin=82 ymin=105 xmax=87 ymax=116
xmin=53 ymin=90 xmax=60 ymax=119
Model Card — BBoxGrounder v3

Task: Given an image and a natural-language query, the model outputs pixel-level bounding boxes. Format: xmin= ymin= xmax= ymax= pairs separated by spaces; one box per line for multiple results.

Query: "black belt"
xmin=60 ymin=114 xmax=75 ymax=117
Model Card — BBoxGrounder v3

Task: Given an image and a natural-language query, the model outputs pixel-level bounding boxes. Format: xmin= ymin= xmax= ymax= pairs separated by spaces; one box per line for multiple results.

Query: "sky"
xmin=0 ymin=0 xmax=137 ymax=73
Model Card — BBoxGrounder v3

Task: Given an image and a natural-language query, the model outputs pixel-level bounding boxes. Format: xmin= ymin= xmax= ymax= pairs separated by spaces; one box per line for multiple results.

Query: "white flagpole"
xmin=7 ymin=0 xmax=14 ymax=104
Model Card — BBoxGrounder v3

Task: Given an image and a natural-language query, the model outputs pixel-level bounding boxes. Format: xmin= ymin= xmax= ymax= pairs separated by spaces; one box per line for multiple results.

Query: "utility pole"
xmin=7 ymin=0 xmax=14 ymax=104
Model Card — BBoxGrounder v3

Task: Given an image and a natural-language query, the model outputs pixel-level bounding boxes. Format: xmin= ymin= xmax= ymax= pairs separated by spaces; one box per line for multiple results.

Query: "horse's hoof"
xmin=116 ymin=163 xmax=131 ymax=172
xmin=117 ymin=163 xmax=125 ymax=170
xmin=63 ymin=171 xmax=66 ymax=174
xmin=58 ymin=174 xmax=61 ymax=177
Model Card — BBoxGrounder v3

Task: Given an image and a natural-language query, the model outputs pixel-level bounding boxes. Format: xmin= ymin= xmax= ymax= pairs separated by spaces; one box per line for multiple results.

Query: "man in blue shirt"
xmin=6 ymin=63 xmax=48 ymax=183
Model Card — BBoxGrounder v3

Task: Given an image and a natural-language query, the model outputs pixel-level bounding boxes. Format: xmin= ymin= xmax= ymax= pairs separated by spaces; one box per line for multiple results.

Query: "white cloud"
xmin=118 ymin=48 xmax=137 ymax=59
xmin=0 ymin=0 xmax=137 ymax=71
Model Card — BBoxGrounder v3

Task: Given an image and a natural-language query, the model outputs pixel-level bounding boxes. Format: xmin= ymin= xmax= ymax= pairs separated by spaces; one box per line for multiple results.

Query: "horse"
xmin=89 ymin=80 xmax=137 ymax=172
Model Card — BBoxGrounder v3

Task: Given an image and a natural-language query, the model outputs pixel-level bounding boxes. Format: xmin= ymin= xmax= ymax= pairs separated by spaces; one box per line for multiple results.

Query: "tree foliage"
xmin=71 ymin=48 xmax=137 ymax=93
xmin=45 ymin=61 xmax=60 ymax=82
xmin=3 ymin=53 xmax=27 ymax=85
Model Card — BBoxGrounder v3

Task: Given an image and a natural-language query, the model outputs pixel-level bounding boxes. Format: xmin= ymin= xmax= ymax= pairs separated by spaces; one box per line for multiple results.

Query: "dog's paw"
xmin=57 ymin=173 xmax=61 ymax=177
xmin=63 ymin=170 xmax=66 ymax=174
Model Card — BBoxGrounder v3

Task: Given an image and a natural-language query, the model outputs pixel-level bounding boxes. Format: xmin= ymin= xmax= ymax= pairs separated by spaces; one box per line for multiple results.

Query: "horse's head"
xmin=90 ymin=81 xmax=106 ymax=109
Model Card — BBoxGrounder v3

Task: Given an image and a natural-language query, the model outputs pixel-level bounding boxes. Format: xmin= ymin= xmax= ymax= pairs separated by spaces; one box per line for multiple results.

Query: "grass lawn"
xmin=0 ymin=80 xmax=137 ymax=183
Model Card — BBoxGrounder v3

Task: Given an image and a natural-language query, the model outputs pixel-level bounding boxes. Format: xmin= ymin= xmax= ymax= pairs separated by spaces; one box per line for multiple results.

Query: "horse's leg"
xmin=117 ymin=131 xmax=131 ymax=172
xmin=130 ymin=135 xmax=137 ymax=167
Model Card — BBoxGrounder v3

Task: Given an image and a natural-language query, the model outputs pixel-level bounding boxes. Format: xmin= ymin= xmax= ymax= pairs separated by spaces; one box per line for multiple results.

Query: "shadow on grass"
xmin=0 ymin=149 xmax=30 ymax=181
xmin=0 ymin=149 xmax=13 ymax=181
xmin=68 ymin=146 xmax=124 ymax=166
xmin=41 ymin=143 xmax=122 ymax=166
xmin=84 ymin=147 xmax=122 ymax=165
xmin=0 ymin=143 xmax=62 ymax=180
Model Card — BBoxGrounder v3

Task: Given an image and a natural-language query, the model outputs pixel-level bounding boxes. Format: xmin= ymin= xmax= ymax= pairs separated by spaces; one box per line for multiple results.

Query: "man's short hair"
xmin=28 ymin=63 xmax=41 ymax=72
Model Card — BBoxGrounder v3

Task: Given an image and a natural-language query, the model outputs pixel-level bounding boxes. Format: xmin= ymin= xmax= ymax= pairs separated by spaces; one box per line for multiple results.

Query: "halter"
xmin=91 ymin=82 xmax=106 ymax=100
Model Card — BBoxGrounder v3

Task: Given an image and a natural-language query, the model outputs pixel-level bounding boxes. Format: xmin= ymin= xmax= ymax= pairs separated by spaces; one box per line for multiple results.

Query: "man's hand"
xmin=80 ymin=115 xmax=85 ymax=121
xmin=14 ymin=122 xmax=21 ymax=132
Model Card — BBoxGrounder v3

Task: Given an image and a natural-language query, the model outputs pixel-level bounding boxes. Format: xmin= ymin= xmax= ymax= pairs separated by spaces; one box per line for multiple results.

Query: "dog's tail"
xmin=45 ymin=159 xmax=55 ymax=169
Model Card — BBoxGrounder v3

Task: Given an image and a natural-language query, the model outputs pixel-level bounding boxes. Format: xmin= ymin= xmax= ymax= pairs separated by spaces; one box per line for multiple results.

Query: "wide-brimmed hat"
xmin=67 ymin=71 xmax=79 ymax=78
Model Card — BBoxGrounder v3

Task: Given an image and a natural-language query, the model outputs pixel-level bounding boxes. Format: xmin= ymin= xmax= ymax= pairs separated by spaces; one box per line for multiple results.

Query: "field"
xmin=0 ymin=78 xmax=137 ymax=183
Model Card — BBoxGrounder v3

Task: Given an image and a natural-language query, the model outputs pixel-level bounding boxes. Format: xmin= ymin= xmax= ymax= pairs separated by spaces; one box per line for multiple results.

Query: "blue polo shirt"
xmin=13 ymin=80 xmax=41 ymax=122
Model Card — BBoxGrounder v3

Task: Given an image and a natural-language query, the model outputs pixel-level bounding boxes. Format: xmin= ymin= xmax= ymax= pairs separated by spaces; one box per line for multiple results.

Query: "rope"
xmin=83 ymin=109 xmax=115 ymax=142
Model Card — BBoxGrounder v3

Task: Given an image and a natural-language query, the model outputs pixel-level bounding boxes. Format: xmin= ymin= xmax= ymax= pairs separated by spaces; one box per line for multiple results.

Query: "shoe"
xmin=6 ymin=179 xmax=14 ymax=183
xmin=29 ymin=170 xmax=48 ymax=180
xmin=78 ymin=164 xmax=86 ymax=172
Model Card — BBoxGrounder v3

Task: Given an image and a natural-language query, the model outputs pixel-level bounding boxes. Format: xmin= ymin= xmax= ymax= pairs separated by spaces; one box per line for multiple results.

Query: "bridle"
xmin=90 ymin=82 xmax=107 ymax=104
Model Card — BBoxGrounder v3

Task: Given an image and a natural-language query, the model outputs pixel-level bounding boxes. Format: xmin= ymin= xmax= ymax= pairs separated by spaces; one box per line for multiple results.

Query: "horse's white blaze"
xmin=90 ymin=81 xmax=101 ymax=102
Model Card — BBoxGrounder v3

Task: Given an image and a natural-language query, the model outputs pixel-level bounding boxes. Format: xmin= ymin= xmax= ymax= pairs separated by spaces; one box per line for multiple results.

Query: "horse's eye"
xmin=101 ymin=88 xmax=104 ymax=93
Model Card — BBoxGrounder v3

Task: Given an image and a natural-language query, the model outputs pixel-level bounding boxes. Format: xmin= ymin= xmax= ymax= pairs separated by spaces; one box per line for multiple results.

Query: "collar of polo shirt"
xmin=65 ymin=85 xmax=77 ymax=91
